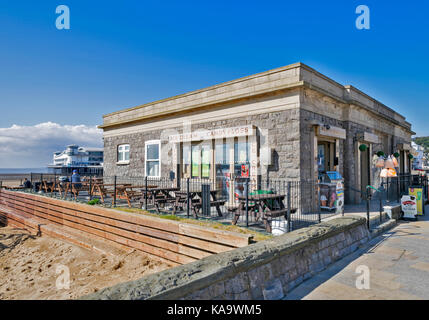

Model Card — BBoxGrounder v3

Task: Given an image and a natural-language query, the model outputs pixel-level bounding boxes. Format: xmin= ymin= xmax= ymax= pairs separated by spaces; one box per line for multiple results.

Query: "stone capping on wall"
xmin=83 ymin=216 xmax=369 ymax=300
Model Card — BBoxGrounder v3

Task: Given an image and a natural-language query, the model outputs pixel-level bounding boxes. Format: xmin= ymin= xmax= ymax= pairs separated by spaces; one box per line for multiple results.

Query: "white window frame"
xmin=145 ymin=140 xmax=161 ymax=178
xmin=117 ymin=144 xmax=130 ymax=165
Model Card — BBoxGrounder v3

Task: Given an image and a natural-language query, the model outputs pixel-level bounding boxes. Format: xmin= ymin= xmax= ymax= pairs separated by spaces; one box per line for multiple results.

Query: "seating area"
xmin=4 ymin=176 xmax=325 ymax=234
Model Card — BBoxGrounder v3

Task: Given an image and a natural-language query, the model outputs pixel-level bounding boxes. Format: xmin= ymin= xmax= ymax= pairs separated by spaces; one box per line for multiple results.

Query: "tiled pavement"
xmin=285 ymin=206 xmax=429 ymax=300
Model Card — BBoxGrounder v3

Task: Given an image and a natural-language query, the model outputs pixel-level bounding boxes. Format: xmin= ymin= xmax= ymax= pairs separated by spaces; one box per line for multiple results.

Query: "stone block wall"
xmin=103 ymin=108 xmax=301 ymax=181
xmin=83 ymin=216 xmax=369 ymax=300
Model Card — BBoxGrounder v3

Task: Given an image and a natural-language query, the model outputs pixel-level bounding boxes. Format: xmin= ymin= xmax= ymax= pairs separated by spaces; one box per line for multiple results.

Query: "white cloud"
xmin=0 ymin=122 xmax=103 ymax=168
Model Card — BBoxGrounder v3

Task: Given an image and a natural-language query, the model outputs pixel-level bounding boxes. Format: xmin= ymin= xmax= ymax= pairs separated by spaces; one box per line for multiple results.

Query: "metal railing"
xmin=6 ymin=173 xmax=426 ymax=234
xmin=3 ymin=174 xmax=334 ymax=234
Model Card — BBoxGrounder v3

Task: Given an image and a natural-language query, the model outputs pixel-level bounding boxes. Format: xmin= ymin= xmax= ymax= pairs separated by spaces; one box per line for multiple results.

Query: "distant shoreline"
xmin=0 ymin=168 xmax=49 ymax=174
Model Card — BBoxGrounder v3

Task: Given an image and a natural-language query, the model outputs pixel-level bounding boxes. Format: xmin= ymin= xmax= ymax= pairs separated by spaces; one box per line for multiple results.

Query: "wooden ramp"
xmin=0 ymin=189 xmax=252 ymax=265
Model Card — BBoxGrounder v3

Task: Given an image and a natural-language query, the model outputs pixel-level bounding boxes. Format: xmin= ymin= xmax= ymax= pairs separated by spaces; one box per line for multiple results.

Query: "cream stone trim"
xmin=103 ymin=96 xmax=299 ymax=138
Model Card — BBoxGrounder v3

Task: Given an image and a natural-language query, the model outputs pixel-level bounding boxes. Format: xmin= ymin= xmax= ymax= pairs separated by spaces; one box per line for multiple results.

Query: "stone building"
xmin=99 ymin=63 xmax=414 ymax=205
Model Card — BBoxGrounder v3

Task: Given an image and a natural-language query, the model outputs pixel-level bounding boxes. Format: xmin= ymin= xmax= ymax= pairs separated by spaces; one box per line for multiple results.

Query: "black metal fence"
xmin=344 ymin=173 xmax=428 ymax=228
xmin=7 ymin=172 xmax=427 ymax=234
xmin=3 ymin=173 xmax=347 ymax=234
xmin=380 ymin=174 xmax=428 ymax=203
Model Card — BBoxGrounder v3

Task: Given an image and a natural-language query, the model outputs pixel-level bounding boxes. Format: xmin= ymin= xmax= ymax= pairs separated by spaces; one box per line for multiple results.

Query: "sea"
xmin=0 ymin=168 xmax=50 ymax=174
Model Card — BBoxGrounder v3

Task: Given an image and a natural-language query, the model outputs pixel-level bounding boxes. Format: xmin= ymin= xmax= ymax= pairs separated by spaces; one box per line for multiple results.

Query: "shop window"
xmin=117 ymin=144 xmax=130 ymax=163
xmin=182 ymin=142 xmax=211 ymax=179
xmin=182 ymin=144 xmax=191 ymax=178
xmin=145 ymin=140 xmax=160 ymax=177
xmin=234 ymin=137 xmax=250 ymax=178
xmin=215 ymin=139 xmax=232 ymax=200
xmin=215 ymin=139 xmax=231 ymax=178
xmin=191 ymin=144 xmax=201 ymax=177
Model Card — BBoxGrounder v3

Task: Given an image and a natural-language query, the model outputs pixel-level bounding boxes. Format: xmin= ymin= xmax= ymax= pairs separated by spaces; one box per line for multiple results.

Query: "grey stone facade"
xmin=101 ymin=63 xmax=414 ymax=205
xmin=104 ymin=108 xmax=301 ymax=180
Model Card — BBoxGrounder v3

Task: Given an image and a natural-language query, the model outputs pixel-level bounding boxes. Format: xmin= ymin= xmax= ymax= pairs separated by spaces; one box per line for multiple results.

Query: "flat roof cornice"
xmin=100 ymin=62 xmax=413 ymax=134
xmin=102 ymin=62 xmax=304 ymax=120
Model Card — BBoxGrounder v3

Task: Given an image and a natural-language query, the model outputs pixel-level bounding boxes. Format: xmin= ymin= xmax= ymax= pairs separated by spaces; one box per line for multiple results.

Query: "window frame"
xmin=117 ymin=144 xmax=130 ymax=165
xmin=145 ymin=140 xmax=161 ymax=178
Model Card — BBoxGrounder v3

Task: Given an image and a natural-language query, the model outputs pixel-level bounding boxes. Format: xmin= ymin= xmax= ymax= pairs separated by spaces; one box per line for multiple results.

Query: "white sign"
xmin=401 ymin=195 xmax=417 ymax=219
xmin=169 ymin=125 xmax=254 ymax=143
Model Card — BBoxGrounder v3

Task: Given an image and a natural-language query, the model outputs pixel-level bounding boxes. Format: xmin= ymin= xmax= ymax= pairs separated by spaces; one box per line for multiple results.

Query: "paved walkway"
xmin=286 ymin=207 xmax=429 ymax=300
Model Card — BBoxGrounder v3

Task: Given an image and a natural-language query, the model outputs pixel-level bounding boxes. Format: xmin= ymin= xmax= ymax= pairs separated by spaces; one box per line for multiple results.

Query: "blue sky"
xmin=0 ymin=0 xmax=428 ymax=167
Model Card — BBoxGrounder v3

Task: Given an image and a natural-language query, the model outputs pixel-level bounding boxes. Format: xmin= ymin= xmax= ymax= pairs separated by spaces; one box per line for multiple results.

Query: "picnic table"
xmin=90 ymin=183 xmax=132 ymax=204
xmin=232 ymin=193 xmax=295 ymax=233
xmin=42 ymin=181 xmax=55 ymax=193
xmin=115 ymin=185 xmax=156 ymax=207
xmin=174 ymin=189 xmax=225 ymax=218
xmin=140 ymin=187 xmax=179 ymax=213
xmin=53 ymin=181 xmax=68 ymax=197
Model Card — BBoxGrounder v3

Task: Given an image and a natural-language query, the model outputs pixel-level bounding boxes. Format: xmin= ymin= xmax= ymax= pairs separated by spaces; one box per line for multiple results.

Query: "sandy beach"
xmin=0 ymin=225 xmax=172 ymax=300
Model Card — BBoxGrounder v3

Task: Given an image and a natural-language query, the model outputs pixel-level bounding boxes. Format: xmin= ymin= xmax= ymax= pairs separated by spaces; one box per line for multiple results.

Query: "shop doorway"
xmin=360 ymin=145 xmax=370 ymax=199
xmin=317 ymin=141 xmax=336 ymax=178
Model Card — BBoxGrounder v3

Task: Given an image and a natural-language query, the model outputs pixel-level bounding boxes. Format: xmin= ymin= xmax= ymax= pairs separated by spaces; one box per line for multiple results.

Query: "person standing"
xmin=71 ymin=170 xmax=82 ymax=189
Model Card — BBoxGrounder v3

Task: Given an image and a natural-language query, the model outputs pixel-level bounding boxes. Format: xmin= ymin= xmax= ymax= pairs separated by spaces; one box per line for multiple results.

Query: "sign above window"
xmin=169 ymin=125 xmax=255 ymax=143
xmin=357 ymin=132 xmax=379 ymax=144
xmin=317 ymin=125 xmax=346 ymax=140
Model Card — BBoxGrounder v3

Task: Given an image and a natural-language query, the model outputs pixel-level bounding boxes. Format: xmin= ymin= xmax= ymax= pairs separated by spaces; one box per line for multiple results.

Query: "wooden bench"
xmin=232 ymin=193 xmax=299 ymax=232
xmin=116 ymin=186 xmax=144 ymax=207
xmin=140 ymin=187 xmax=178 ymax=213
xmin=42 ymin=181 xmax=55 ymax=193
xmin=193 ymin=199 xmax=226 ymax=217
xmin=53 ymin=183 xmax=67 ymax=198
xmin=70 ymin=182 xmax=92 ymax=201
xmin=91 ymin=184 xmax=115 ymax=204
